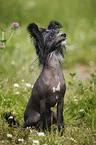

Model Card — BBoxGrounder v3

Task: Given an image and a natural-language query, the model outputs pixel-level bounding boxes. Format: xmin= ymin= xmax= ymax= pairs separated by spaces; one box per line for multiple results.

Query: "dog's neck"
xmin=43 ymin=53 xmax=60 ymax=70
xmin=41 ymin=53 xmax=63 ymax=84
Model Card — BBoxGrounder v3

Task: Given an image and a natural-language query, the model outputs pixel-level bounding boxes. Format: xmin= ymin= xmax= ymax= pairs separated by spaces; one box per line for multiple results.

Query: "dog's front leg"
xmin=57 ymin=96 xmax=64 ymax=134
xmin=39 ymin=100 xmax=47 ymax=131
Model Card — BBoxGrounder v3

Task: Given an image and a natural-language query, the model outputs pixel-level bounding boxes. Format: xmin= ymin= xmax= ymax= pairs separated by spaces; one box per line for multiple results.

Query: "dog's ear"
xmin=48 ymin=20 xmax=62 ymax=31
xmin=27 ymin=23 xmax=43 ymax=42
xmin=27 ymin=23 xmax=44 ymax=58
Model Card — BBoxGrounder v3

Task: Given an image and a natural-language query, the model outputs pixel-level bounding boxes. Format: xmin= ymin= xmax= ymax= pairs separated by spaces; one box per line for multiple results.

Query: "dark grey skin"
xmin=23 ymin=55 xmax=66 ymax=130
xmin=22 ymin=21 xmax=66 ymax=132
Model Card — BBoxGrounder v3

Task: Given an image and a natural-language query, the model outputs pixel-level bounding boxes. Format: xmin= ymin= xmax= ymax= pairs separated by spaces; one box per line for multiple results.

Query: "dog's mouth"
xmin=55 ymin=33 xmax=67 ymax=47
xmin=60 ymin=33 xmax=66 ymax=38
xmin=54 ymin=33 xmax=67 ymax=61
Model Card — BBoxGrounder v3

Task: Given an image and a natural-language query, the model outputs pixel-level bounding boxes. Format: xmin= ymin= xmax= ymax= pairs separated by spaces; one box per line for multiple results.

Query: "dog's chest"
xmin=46 ymin=93 xmax=59 ymax=107
xmin=46 ymin=75 xmax=64 ymax=107
xmin=42 ymin=64 xmax=65 ymax=107
xmin=52 ymin=75 xmax=61 ymax=93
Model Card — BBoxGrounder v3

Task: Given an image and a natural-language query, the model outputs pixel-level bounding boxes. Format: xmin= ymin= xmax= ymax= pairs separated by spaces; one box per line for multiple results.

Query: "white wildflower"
xmin=18 ymin=138 xmax=24 ymax=142
xmin=37 ymin=132 xmax=45 ymax=137
xmin=4 ymin=99 xmax=6 ymax=101
xmin=1 ymin=140 xmax=4 ymax=143
xmin=33 ymin=140 xmax=39 ymax=145
xmin=74 ymin=99 xmax=78 ymax=102
xmin=30 ymin=129 xmax=33 ymax=133
xmin=14 ymin=83 xmax=19 ymax=87
xmin=15 ymin=91 xmax=19 ymax=94
xmin=22 ymin=79 xmax=25 ymax=82
xmin=26 ymin=83 xmax=32 ymax=88
xmin=70 ymin=137 xmax=77 ymax=143
xmin=27 ymin=126 xmax=31 ymax=129
xmin=11 ymin=60 xmax=16 ymax=65
xmin=7 ymin=134 xmax=12 ymax=138
xmin=67 ymin=137 xmax=77 ymax=143
xmin=79 ymin=109 xmax=85 ymax=112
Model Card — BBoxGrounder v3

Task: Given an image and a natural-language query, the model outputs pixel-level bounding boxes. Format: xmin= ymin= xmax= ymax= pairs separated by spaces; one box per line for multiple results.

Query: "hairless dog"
xmin=22 ymin=21 xmax=67 ymax=133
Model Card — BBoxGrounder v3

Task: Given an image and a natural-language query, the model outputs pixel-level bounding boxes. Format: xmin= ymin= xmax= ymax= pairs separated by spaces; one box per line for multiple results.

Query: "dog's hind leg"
xmin=22 ymin=111 xmax=40 ymax=128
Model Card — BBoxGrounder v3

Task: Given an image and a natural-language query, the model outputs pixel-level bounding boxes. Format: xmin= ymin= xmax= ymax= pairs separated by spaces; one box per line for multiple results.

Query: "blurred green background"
xmin=0 ymin=0 xmax=96 ymax=84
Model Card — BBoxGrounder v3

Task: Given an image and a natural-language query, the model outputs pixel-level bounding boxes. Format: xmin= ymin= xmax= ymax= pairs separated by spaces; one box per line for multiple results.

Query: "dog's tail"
xmin=2 ymin=112 xmax=20 ymax=127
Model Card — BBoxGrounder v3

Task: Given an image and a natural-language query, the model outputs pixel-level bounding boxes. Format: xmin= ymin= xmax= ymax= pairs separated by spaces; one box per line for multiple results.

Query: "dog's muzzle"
xmin=61 ymin=33 xmax=66 ymax=38
xmin=59 ymin=33 xmax=67 ymax=46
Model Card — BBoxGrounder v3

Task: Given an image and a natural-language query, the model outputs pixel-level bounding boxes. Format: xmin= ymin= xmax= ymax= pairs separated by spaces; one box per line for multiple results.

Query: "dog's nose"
xmin=61 ymin=33 xmax=66 ymax=37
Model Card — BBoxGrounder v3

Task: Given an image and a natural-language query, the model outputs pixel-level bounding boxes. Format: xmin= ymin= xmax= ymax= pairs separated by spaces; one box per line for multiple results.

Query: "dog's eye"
xmin=50 ymin=35 xmax=52 ymax=39
xmin=49 ymin=34 xmax=54 ymax=39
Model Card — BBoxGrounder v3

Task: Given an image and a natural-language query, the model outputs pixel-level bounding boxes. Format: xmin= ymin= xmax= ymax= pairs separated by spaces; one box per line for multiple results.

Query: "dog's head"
xmin=27 ymin=20 xmax=67 ymax=65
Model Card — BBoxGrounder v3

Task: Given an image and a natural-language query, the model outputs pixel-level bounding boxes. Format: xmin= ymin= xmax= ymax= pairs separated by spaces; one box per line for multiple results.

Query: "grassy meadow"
xmin=0 ymin=0 xmax=96 ymax=144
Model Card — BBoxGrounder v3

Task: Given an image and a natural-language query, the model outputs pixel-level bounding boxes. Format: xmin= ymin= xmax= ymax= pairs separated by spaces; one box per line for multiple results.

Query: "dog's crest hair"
xmin=27 ymin=20 xmax=66 ymax=65
xmin=48 ymin=21 xmax=62 ymax=31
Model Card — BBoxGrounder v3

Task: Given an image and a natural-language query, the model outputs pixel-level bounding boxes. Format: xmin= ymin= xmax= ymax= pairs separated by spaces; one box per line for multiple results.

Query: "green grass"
xmin=0 ymin=0 xmax=96 ymax=144
xmin=0 ymin=71 xmax=96 ymax=144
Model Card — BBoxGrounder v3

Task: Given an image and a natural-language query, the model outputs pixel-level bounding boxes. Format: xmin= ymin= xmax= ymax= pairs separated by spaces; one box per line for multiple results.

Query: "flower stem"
xmin=5 ymin=29 xmax=16 ymax=47
xmin=2 ymin=31 xmax=5 ymax=45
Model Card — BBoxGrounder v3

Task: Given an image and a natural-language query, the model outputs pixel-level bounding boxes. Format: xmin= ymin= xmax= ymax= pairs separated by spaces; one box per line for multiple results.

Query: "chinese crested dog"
xmin=23 ymin=20 xmax=67 ymax=133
